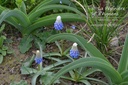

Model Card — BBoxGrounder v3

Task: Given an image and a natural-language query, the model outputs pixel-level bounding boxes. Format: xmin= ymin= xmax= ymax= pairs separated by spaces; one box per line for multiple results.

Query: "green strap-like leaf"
xmin=0 ymin=36 xmax=6 ymax=48
xmin=121 ymin=71 xmax=128 ymax=82
xmin=82 ymin=68 xmax=101 ymax=77
xmin=29 ymin=5 xmax=85 ymax=21
xmin=0 ymin=7 xmax=22 ymax=30
xmin=23 ymin=55 xmax=35 ymax=67
xmin=118 ymin=34 xmax=128 ymax=73
xmin=43 ymin=59 xmax=71 ymax=71
xmin=119 ymin=82 xmax=128 ymax=85
xmin=0 ymin=55 xmax=3 ymax=64
xmin=50 ymin=57 xmax=122 ymax=84
xmin=46 ymin=33 xmax=108 ymax=61
xmin=21 ymin=66 xmax=37 ymax=75
xmin=19 ymin=35 xmax=33 ymax=53
xmin=29 ymin=0 xmax=76 ymax=15
xmin=0 ymin=9 xmax=30 ymax=27
xmin=31 ymin=71 xmax=45 ymax=85
xmin=24 ymin=13 xmax=85 ymax=35
xmin=20 ymin=1 xmax=27 ymax=14
xmin=0 ymin=5 xmax=5 ymax=13
xmin=85 ymin=78 xmax=109 ymax=85
xmin=29 ymin=0 xmax=52 ymax=15
xmin=79 ymin=80 xmax=91 ymax=85
xmin=5 ymin=17 xmax=23 ymax=32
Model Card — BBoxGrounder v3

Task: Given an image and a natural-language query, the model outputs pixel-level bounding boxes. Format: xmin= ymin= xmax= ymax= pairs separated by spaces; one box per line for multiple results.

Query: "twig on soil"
xmin=87 ymin=33 xmax=95 ymax=43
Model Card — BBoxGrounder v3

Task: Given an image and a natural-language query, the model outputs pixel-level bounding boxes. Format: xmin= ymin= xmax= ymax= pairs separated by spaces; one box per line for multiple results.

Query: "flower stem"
xmin=38 ymin=42 xmax=43 ymax=70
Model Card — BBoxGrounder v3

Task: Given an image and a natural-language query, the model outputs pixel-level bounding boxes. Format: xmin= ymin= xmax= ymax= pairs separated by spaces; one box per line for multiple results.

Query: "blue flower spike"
xmin=71 ymin=25 xmax=76 ymax=29
xmin=34 ymin=50 xmax=43 ymax=64
xmin=70 ymin=43 xmax=80 ymax=58
xmin=54 ymin=15 xmax=64 ymax=30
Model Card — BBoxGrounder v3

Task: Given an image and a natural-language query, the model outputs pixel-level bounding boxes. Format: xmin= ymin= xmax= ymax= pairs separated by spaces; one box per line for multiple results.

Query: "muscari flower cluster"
xmin=70 ymin=43 xmax=79 ymax=58
xmin=71 ymin=25 xmax=76 ymax=29
xmin=54 ymin=16 xmax=64 ymax=30
xmin=34 ymin=50 xmax=43 ymax=64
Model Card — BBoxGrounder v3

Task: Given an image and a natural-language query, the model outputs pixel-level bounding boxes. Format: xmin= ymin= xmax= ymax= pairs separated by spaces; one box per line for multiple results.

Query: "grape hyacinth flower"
xmin=60 ymin=0 xmax=62 ymax=4
xmin=54 ymin=16 xmax=64 ymax=30
xmin=34 ymin=50 xmax=43 ymax=64
xmin=71 ymin=25 xmax=76 ymax=29
xmin=70 ymin=43 xmax=79 ymax=58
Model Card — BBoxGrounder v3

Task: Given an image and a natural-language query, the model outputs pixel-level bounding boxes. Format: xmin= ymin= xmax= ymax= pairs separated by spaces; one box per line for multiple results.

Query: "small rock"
xmin=110 ymin=36 xmax=119 ymax=46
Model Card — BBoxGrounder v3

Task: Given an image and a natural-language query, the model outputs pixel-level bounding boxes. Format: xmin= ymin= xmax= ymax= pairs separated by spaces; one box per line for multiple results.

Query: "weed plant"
xmin=0 ymin=24 xmax=12 ymax=64
xmin=73 ymin=0 xmax=127 ymax=55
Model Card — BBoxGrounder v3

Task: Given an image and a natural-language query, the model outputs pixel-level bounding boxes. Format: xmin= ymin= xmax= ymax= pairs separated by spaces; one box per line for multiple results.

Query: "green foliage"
xmin=0 ymin=24 xmax=12 ymax=64
xmin=76 ymin=0 xmax=127 ymax=55
xmin=46 ymin=33 xmax=128 ymax=85
xmin=33 ymin=30 xmax=57 ymax=50
xmin=110 ymin=0 xmax=128 ymax=9
xmin=22 ymin=55 xmax=35 ymax=67
xmin=0 ymin=0 xmax=85 ymax=35
xmin=51 ymin=57 xmax=123 ymax=84
xmin=39 ymin=72 xmax=60 ymax=85
xmin=61 ymin=68 xmax=108 ymax=85
xmin=0 ymin=0 xmax=85 ymax=53
xmin=20 ymin=43 xmax=71 ymax=85
xmin=47 ymin=33 xmax=108 ymax=61
xmin=0 ymin=0 xmax=42 ymax=10
xmin=19 ymin=35 xmax=33 ymax=53
xmin=0 ymin=5 xmax=5 ymax=14
xmin=117 ymin=35 xmax=128 ymax=73
xmin=0 ymin=0 xmax=16 ymax=9
xmin=21 ymin=58 xmax=70 ymax=85
xmin=10 ymin=80 xmax=28 ymax=85
xmin=0 ymin=34 xmax=6 ymax=64
xmin=0 ymin=45 xmax=7 ymax=56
